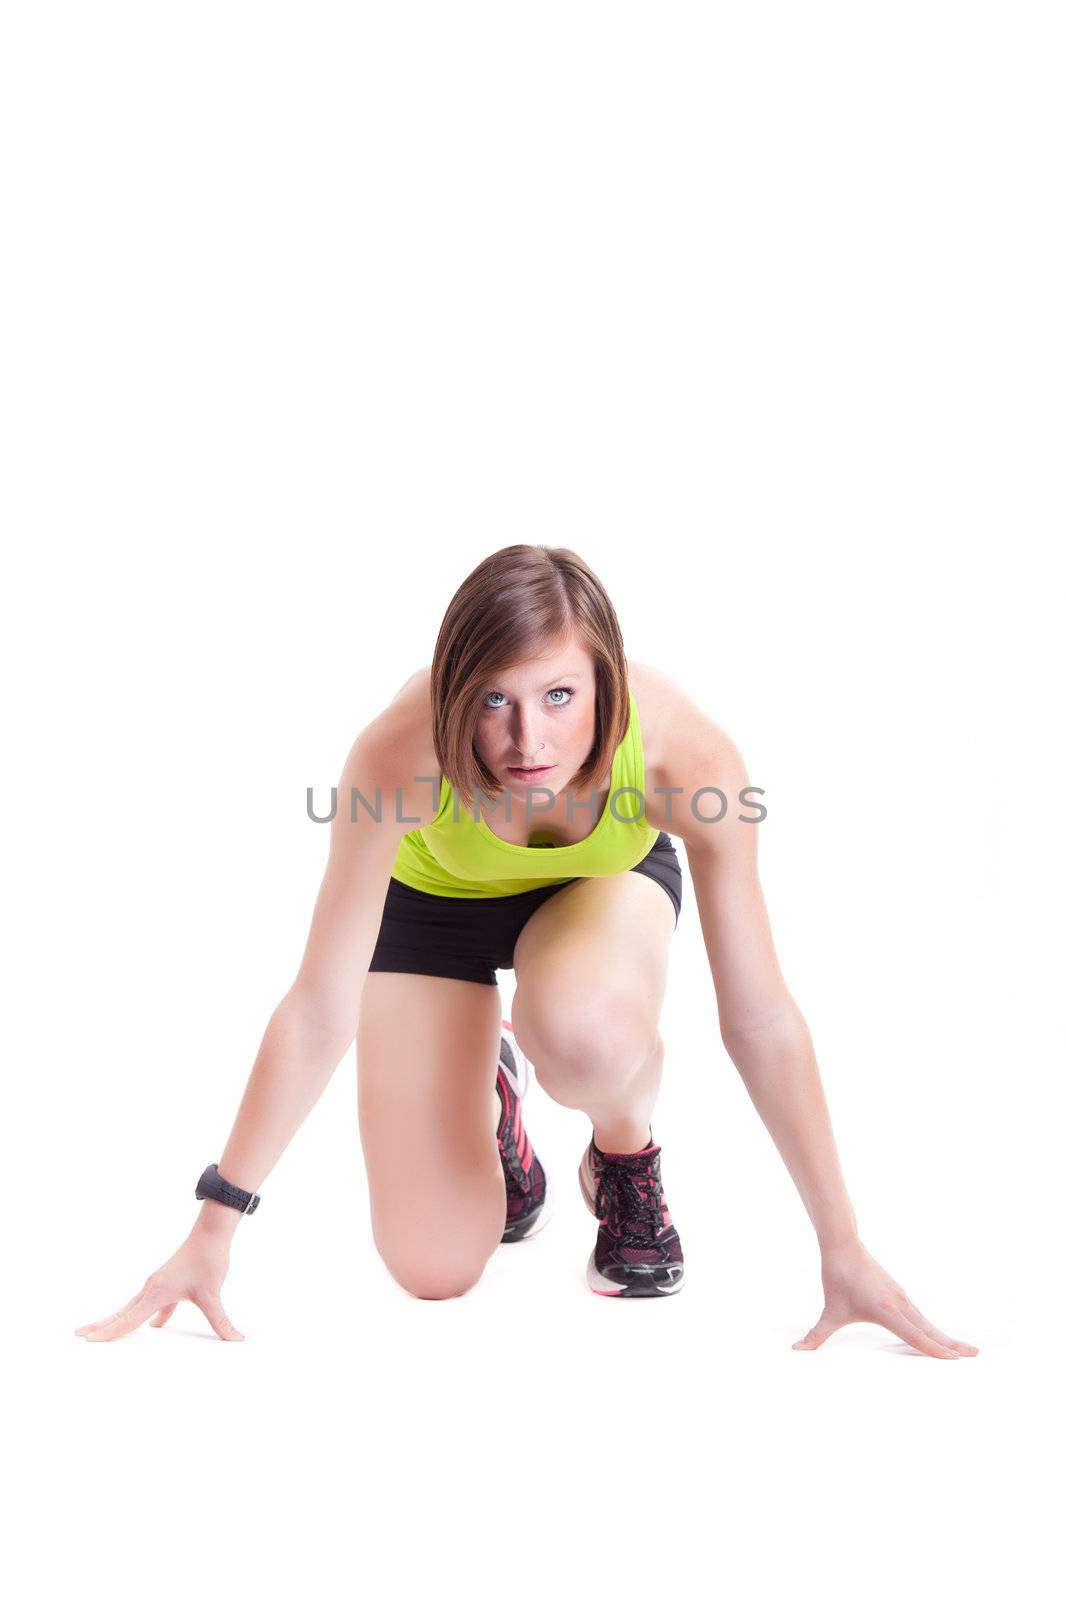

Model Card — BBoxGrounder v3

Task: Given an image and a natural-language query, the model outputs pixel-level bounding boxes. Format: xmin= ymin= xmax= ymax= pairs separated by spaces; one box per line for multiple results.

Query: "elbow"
xmin=719 ymin=999 xmax=808 ymax=1061
xmin=277 ymin=988 xmax=357 ymax=1055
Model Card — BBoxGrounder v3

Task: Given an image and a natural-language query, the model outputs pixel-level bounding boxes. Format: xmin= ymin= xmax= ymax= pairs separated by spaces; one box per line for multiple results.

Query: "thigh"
xmin=356 ymin=970 xmax=504 ymax=1297
xmin=510 ymin=867 xmax=677 ymax=1066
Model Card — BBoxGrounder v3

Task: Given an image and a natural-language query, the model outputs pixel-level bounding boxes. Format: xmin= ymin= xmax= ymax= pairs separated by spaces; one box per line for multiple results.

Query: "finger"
xmin=792 ymin=1307 xmax=841 ymax=1350
xmin=895 ymin=1300 xmax=979 ymax=1356
xmin=82 ymin=1292 xmax=163 ymax=1343
xmin=192 ymin=1291 xmax=245 ymax=1342
xmin=876 ymin=1303 xmax=960 ymax=1358
xmin=150 ymin=1303 xmax=178 ymax=1329
xmin=76 ymin=1281 xmax=162 ymax=1335
xmin=76 ymin=1307 xmax=142 ymax=1336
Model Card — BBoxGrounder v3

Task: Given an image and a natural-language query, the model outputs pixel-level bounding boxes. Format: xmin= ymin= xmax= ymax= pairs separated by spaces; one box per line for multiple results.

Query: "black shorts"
xmin=367 ymin=830 xmax=683 ymax=987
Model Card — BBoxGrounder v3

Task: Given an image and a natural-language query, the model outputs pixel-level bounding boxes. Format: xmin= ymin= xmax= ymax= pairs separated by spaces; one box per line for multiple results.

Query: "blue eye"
xmin=483 ymin=686 xmax=575 ymax=709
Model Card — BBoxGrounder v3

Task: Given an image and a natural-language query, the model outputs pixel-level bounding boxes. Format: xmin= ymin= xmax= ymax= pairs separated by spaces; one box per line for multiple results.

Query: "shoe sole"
xmin=577 ymin=1145 xmax=685 ymax=1297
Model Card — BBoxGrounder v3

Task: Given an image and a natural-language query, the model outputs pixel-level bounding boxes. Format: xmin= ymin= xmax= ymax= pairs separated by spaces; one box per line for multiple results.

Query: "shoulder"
xmin=345 ymin=665 xmax=439 ymax=825
xmin=627 ymin=659 xmax=753 ymax=852
xmin=628 ymin=657 xmax=733 ymax=774
xmin=627 ymin=659 xmax=677 ymax=766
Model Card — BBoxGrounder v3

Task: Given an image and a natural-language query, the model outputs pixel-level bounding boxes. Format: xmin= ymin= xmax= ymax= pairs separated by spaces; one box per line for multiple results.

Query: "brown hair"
xmin=430 ymin=545 xmax=630 ymax=813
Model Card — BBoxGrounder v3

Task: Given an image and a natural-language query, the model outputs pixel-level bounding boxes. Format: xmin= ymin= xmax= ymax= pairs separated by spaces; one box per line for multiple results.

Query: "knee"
xmin=378 ymin=1247 xmax=489 ymax=1301
xmin=524 ymin=1004 xmax=659 ymax=1099
xmin=368 ymin=1160 xmax=505 ymax=1300
xmin=372 ymin=1208 xmax=499 ymax=1300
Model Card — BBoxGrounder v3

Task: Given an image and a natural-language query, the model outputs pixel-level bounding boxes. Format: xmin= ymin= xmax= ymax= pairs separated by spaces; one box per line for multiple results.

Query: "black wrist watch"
xmin=196 ymin=1163 xmax=261 ymax=1215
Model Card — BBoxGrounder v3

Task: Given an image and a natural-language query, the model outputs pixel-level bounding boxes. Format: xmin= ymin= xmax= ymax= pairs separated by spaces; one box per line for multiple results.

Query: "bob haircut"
xmin=430 ymin=544 xmax=631 ymax=815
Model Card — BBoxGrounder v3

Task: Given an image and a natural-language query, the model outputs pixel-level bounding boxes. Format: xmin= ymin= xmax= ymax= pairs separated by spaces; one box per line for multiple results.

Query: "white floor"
xmin=47 ymin=958 xmax=1056 ymax=1598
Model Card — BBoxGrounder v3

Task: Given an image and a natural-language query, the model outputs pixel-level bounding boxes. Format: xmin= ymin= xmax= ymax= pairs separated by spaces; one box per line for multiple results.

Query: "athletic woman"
xmin=75 ymin=545 xmax=978 ymax=1355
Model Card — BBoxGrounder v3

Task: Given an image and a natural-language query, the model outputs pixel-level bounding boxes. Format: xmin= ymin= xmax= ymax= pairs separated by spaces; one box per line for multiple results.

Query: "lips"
xmin=506 ymin=764 xmax=555 ymax=776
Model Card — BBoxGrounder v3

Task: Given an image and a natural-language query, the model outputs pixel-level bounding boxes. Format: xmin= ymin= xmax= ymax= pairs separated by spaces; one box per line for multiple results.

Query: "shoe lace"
xmin=594 ymin=1155 xmax=664 ymax=1241
xmin=497 ymin=1103 xmax=531 ymax=1196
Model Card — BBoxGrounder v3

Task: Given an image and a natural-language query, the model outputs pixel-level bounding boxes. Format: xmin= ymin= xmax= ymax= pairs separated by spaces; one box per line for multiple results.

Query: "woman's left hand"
xmin=792 ymin=1238 xmax=979 ymax=1358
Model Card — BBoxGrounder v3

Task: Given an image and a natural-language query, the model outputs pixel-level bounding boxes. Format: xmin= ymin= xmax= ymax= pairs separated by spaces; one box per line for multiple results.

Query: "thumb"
xmin=195 ymin=1291 xmax=245 ymax=1342
xmin=792 ymin=1308 xmax=837 ymax=1351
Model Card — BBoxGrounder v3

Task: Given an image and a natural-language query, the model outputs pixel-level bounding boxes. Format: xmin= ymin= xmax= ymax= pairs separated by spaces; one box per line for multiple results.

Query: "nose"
xmin=511 ymin=711 xmax=545 ymax=762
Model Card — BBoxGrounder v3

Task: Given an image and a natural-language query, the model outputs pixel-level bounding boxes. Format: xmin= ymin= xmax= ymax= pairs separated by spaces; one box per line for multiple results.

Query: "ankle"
xmin=592 ymin=1121 xmax=653 ymax=1157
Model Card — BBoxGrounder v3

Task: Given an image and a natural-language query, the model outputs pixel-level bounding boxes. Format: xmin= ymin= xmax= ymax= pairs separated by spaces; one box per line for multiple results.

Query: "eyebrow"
xmin=493 ymin=671 xmax=585 ymax=692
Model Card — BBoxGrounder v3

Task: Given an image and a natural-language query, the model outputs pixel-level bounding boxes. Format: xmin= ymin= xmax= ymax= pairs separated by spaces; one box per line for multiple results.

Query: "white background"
xmin=4 ymin=2 xmax=1063 ymax=1595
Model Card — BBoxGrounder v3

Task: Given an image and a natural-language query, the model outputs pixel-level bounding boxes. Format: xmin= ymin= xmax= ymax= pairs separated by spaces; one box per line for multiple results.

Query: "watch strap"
xmin=196 ymin=1163 xmax=261 ymax=1215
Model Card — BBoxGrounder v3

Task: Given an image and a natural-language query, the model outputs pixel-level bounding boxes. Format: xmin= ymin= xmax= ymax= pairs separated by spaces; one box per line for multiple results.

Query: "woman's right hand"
xmin=74 ymin=1229 xmax=245 ymax=1342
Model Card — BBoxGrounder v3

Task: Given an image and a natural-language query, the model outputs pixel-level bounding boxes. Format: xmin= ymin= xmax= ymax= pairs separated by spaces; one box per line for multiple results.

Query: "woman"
xmin=75 ymin=545 xmax=978 ymax=1354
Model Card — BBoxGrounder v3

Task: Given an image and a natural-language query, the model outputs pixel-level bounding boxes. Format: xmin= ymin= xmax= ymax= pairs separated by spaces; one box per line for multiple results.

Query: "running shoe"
xmin=496 ymin=1020 xmax=551 ymax=1242
xmin=577 ymin=1132 xmax=684 ymax=1296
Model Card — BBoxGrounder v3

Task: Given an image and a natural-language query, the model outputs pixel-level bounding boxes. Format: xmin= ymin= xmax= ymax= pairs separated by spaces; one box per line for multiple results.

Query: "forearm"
xmin=723 ymin=1006 xmax=860 ymax=1251
xmin=192 ymin=996 xmax=353 ymax=1245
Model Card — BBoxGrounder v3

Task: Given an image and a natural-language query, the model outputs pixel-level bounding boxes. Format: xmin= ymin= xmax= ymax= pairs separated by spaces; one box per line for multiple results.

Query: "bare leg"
xmin=510 ymin=873 xmax=676 ymax=1155
xmin=586 ymin=1030 xmax=665 ymax=1154
xmin=356 ymin=970 xmax=504 ymax=1298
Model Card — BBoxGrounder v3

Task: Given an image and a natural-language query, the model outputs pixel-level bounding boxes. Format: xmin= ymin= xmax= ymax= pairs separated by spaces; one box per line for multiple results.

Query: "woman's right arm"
xmin=74 ymin=715 xmax=418 ymax=1343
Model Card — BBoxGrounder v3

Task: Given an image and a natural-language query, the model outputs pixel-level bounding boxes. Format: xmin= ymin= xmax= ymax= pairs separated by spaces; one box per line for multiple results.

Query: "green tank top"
xmin=389 ymin=686 xmax=659 ymax=897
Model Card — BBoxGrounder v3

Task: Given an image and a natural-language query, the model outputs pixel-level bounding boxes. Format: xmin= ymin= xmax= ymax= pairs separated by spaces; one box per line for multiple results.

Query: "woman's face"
xmin=473 ymin=634 xmax=599 ymax=803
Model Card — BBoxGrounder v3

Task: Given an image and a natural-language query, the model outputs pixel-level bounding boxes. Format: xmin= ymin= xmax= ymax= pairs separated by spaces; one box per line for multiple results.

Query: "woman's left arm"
xmin=666 ymin=700 xmax=978 ymax=1359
